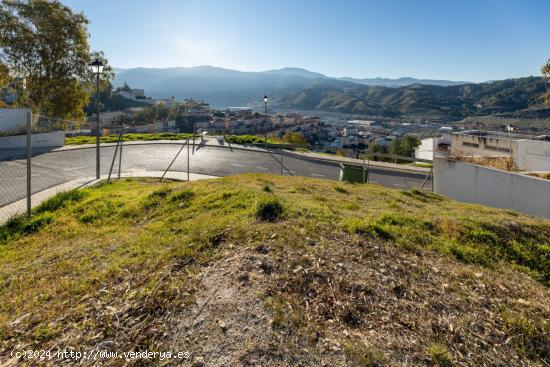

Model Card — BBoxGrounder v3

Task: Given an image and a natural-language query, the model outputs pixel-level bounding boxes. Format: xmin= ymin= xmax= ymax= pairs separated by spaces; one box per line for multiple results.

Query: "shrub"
xmin=256 ymin=197 xmax=284 ymax=222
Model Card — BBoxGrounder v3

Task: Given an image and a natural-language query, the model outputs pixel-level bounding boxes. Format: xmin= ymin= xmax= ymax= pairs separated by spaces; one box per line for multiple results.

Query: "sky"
xmin=62 ymin=0 xmax=550 ymax=82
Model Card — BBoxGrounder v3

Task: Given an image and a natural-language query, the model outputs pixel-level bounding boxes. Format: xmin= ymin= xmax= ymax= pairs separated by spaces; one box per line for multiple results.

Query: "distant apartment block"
xmin=450 ymin=130 xmax=550 ymax=171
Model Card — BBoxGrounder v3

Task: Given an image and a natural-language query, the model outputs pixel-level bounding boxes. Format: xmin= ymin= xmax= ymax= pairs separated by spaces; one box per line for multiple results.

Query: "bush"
xmin=256 ymin=197 xmax=284 ymax=222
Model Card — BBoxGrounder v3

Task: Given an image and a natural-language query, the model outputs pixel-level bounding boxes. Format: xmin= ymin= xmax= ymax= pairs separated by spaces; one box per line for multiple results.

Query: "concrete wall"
xmin=0 ymin=131 xmax=65 ymax=149
xmin=434 ymin=157 xmax=550 ymax=218
xmin=516 ymin=139 xmax=550 ymax=171
xmin=0 ymin=108 xmax=32 ymax=134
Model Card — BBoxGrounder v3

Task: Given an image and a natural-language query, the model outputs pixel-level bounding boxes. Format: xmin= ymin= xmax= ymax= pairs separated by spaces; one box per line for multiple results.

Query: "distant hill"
xmin=112 ymin=66 xmax=470 ymax=108
xmin=339 ymin=76 xmax=469 ymax=87
xmin=262 ymin=67 xmax=328 ymax=79
xmin=269 ymin=77 xmax=549 ymax=120
xmin=113 ymin=66 xmax=549 ymax=127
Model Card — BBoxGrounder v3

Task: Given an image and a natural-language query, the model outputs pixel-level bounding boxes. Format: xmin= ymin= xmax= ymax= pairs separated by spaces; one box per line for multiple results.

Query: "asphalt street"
xmin=0 ymin=143 xmax=432 ymax=207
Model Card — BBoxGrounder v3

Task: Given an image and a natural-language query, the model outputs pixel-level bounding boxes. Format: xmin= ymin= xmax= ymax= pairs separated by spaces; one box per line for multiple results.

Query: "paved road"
xmin=0 ymin=143 xmax=431 ymax=207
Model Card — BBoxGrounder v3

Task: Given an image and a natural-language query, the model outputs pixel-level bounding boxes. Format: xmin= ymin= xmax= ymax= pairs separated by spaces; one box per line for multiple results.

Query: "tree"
xmin=282 ymin=131 xmax=308 ymax=146
xmin=0 ymin=0 xmax=112 ymax=119
xmin=0 ymin=62 xmax=9 ymax=87
xmin=389 ymin=135 xmax=420 ymax=157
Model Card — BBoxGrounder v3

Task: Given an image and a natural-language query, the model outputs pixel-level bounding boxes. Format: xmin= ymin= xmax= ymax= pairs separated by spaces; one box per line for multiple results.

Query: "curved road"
xmin=0 ymin=143 xmax=431 ymax=207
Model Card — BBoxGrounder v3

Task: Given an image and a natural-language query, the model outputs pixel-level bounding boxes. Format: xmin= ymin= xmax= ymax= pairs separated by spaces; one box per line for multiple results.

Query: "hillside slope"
xmin=0 ymin=175 xmax=548 ymax=366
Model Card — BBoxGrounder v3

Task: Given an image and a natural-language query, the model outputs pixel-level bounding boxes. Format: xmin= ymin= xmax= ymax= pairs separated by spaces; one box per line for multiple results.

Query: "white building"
xmin=415 ymin=138 xmax=435 ymax=161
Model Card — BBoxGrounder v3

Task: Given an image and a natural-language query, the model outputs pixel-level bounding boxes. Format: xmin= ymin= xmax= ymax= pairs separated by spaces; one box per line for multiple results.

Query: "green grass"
xmin=65 ymin=133 xmax=285 ymax=146
xmin=428 ymin=342 xmax=453 ymax=367
xmin=0 ymin=174 xmax=548 ymax=361
xmin=65 ymin=132 xmax=195 ymax=145
xmin=224 ymin=134 xmax=283 ymax=146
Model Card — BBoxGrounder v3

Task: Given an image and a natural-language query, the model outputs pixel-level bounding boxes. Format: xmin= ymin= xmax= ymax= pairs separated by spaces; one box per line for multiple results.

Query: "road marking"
xmin=311 ymin=173 xmax=325 ymax=177
xmin=392 ymin=183 xmax=406 ymax=187
xmin=369 ymin=180 xmax=379 ymax=184
xmin=231 ymin=163 xmax=245 ymax=167
xmin=256 ymin=166 xmax=268 ymax=170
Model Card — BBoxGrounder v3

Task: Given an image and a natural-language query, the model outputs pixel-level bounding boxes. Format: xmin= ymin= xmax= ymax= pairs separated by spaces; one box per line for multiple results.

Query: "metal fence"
xmin=0 ymin=109 xmax=432 ymax=221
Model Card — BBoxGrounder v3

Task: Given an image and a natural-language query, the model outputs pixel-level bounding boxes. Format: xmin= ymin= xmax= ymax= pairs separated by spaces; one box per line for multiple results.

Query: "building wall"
xmin=450 ymin=133 xmax=516 ymax=158
xmin=414 ymin=138 xmax=435 ymax=161
xmin=0 ymin=131 xmax=65 ymax=149
xmin=515 ymin=139 xmax=550 ymax=171
xmin=0 ymin=108 xmax=32 ymax=134
xmin=433 ymin=157 xmax=550 ymax=218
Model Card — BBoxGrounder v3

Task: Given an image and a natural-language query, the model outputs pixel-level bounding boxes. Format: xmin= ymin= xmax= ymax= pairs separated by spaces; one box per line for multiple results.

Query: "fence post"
xmin=118 ymin=125 xmax=123 ymax=179
xmin=187 ymin=138 xmax=190 ymax=181
xmin=367 ymin=157 xmax=370 ymax=183
xmin=280 ymin=150 xmax=283 ymax=175
xmin=26 ymin=111 xmax=32 ymax=217
xmin=363 ymin=158 xmax=366 ymax=183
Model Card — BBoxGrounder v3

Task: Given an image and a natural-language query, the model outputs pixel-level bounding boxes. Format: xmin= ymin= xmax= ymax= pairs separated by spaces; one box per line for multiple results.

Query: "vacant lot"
xmin=0 ymin=175 xmax=548 ymax=366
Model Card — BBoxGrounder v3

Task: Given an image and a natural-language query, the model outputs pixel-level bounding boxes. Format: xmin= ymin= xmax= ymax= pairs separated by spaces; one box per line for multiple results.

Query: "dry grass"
xmin=461 ymin=156 xmax=517 ymax=171
xmin=0 ymin=174 xmax=548 ymax=366
xmin=529 ymin=173 xmax=550 ymax=180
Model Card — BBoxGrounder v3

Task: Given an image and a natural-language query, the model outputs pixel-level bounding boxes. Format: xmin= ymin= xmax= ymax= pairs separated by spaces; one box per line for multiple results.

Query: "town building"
xmin=450 ymin=130 xmax=550 ymax=171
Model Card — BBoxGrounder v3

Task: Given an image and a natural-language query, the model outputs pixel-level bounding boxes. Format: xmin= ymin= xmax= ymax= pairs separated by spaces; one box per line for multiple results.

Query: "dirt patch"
xmin=168 ymin=247 xmax=280 ymax=366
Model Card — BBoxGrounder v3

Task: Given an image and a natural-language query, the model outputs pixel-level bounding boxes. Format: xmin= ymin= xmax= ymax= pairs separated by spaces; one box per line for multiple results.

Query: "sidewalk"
xmin=0 ymin=171 xmax=218 ymax=224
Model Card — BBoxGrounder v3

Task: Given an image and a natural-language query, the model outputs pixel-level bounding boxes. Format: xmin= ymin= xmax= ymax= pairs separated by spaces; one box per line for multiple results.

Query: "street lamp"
xmin=264 ymin=95 xmax=268 ymax=147
xmin=507 ymin=124 xmax=514 ymax=160
xmin=89 ymin=58 xmax=105 ymax=179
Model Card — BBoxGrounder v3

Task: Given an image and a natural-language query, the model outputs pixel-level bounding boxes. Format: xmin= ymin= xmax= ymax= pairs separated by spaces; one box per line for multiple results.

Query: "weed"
xmin=78 ymin=201 xmax=119 ymax=223
xmin=343 ymin=219 xmax=393 ymax=240
xmin=428 ymin=342 xmax=453 ymax=367
xmin=501 ymin=311 xmax=550 ymax=360
xmin=170 ymin=189 xmax=195 ymax=205
xmin=34 ymin=190 xmax=87 ymax=214
xmin=0 ymin=213 xmax=54 ymax=241
xmin=256 ymin=197 xmax=284 ymax=222
xmin=344 ymin=343 xmax=385 ymax=367
xmin=334 ymin=186 xmax=349 ymax=194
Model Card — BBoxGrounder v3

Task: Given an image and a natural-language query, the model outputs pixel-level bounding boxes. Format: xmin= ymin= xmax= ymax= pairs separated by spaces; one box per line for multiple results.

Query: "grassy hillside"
xmin=0 ymin=175 xmax=548 ymax=366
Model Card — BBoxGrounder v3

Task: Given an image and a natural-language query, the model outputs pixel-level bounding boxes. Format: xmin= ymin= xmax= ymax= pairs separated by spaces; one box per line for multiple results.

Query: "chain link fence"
xmin=1 ymin=108 xmax=432 ymax=222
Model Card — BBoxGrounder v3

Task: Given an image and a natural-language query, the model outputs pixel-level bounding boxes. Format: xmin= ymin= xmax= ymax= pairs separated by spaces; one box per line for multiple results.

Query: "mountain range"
xmin=112 ymin=66 xmax=549 ymax=121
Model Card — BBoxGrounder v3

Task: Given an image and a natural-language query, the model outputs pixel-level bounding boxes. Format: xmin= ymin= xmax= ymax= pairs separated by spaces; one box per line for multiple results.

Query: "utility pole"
xmin=507 ymin=124 xmax=514 ymax=159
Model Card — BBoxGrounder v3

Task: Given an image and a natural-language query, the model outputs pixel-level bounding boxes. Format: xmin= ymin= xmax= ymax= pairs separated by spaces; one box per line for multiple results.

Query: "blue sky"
xmin=63 ymin=0 xmax=550 ymax=82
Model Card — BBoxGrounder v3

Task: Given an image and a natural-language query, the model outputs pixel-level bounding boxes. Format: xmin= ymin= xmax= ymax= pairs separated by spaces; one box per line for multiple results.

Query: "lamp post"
xmin=263 ymin=95 xmax=268 ymax=147
xmin=89 ymin=58 xmax=105 ymax=179
xmin=507 ymin=124 xmax=514 ymax=161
